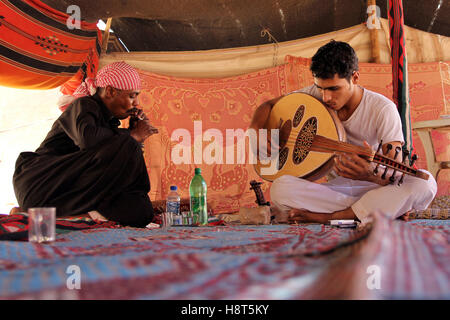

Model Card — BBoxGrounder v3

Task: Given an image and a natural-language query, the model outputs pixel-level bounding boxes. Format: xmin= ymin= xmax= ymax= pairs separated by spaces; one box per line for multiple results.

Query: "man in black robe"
xmin=13 ymin=62 xmax=158 ymax=227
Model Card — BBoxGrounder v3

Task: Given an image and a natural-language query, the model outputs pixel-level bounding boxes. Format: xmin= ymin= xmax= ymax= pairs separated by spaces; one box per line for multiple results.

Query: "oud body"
xmin=254 ymin=92 xmax=345 ymax=181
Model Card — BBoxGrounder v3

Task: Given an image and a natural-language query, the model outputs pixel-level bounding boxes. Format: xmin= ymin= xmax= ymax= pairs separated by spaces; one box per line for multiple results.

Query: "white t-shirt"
xmin=296 ymin=85 xmax=404 ymax=150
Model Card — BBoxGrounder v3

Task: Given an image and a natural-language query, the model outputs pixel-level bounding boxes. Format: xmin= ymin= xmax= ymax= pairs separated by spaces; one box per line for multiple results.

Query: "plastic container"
xmin=189 ymin=168 xmax=208 ymax=225
xmin=166 ymin=185 xmax=181 ymax=225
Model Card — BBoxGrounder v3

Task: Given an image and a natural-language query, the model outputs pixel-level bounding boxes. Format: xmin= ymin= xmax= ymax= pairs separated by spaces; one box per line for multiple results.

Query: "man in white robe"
xmin=250 ymin=41 xmax=437 ymax=224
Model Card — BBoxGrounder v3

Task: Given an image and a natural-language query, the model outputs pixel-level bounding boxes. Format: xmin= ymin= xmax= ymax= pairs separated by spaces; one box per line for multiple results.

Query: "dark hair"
xmin=310 ymin=40 xmax=359 ymax=81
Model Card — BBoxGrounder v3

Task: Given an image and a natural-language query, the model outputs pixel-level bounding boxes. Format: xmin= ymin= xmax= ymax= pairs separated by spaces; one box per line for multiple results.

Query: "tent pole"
xmin=367 ymin=0 xmax=381 ymax=63
xmin=388 ymin=0 xmax=413 ymax=155
xmin=102 ymin=18 xmax=113 ymax=54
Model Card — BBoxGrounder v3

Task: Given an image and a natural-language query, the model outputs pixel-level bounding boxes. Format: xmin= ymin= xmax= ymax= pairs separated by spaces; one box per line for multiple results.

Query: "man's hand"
xmin=129 ymin=110 xmax=158 ymax=143
xmin=334 ymin=141 xmax=374 ymax=182
xmin=334 ymin=140 xmax=403 ymax=185
xmin=128 ymin=108 xmax=146 ymax=130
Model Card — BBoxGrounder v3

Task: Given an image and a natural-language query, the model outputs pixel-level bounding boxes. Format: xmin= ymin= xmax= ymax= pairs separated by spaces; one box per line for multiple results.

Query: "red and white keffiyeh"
xmin=73 ymin=61 xmax=141 ymax=97
xmin=57 ymin=61 xmax=141 ymax=110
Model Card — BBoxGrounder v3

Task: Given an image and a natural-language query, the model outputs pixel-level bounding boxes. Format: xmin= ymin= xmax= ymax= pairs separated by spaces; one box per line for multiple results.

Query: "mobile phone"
xmin=330 ymin=219 xmax=357 ymax=228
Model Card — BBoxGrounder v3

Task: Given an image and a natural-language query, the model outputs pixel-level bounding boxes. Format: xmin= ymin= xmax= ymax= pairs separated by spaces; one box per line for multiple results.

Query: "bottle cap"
xmin=195 ymin=168 xmax=201 ymax=174
xmin=170 ymin=185 xmax=177 ymax=191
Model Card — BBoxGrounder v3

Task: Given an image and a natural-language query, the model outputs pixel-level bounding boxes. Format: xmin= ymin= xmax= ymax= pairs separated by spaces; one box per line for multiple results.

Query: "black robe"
xmin=13 ymin=94 xmax=153 ymax=227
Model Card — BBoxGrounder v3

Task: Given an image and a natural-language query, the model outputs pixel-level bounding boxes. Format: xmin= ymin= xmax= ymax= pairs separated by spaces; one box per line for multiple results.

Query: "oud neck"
xmin=311 ymin=135 xmax=375 ymax=160
xmin=310 ymin=135 xmax=429 ymax=180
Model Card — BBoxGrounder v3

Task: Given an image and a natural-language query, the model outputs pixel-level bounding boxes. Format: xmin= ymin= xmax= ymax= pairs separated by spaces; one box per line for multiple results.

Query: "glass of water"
xmin=28 ymin=207 xmax=56 ymax=243
xmin=161 ymin=212 xmax=173 ymax=230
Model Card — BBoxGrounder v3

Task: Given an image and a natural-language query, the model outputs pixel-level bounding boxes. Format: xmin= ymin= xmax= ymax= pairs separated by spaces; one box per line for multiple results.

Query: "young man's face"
xmin=107 ymin=87 xmax=140 ymax=119
xmin=313 ymin=73 xmax=358 ymax=111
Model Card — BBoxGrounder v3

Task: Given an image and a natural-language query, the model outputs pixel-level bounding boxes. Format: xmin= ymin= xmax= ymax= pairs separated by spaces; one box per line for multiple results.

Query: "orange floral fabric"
xmin=138 ymin=65 xmax=290 ymax=213
xmin=137 ymin=57 xmax=449 ymax=213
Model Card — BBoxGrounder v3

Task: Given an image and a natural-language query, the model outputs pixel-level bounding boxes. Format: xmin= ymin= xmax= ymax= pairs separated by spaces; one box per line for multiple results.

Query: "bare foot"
xmin=288 ymin=209 xmax=329 ymax=224
xmin=398 ymin=210 xmax=412 ymax=222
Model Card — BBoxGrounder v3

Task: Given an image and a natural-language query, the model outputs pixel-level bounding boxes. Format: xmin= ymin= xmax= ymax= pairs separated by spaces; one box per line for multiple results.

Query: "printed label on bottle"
xmin=190 ymin=195 xmax=207 ymax=225
xmin=167 ymin=201 xmax=180 ymax=215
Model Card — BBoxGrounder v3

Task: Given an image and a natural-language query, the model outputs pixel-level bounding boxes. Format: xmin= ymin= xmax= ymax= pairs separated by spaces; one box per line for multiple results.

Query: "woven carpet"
xmin=0 ymin=213 xmax=119 ymax=241
xmin=0 ymin=212 xmax=448 ymax=300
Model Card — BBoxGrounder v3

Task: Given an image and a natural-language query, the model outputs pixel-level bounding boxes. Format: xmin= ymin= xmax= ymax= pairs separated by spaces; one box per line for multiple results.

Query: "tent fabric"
xmin=389 ymin=0 xmax=413 ymax=155
xmin=100 ymin=19 xmax=450 ymax=79
xmin=135 ymin=56 xmax=449 ymax=212
xmin=0 ymin=0 xmax=101 ymax=89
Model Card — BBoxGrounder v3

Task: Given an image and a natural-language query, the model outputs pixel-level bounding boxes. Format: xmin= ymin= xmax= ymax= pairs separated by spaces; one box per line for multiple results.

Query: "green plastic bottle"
xmin=189 ymin=168 xmax=208 ymax=225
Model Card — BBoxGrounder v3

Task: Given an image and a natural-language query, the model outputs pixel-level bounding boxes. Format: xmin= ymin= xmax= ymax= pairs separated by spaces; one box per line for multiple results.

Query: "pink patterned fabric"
xmin=138 ymin=64 xmax=290 ymax=214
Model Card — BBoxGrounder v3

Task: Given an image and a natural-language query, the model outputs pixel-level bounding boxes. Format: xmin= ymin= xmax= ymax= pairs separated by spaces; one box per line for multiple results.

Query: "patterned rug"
xmin=0 ymin=214 xmax=448 ymax=299
xmin=0 ymin=213 xmax=119 ymax=241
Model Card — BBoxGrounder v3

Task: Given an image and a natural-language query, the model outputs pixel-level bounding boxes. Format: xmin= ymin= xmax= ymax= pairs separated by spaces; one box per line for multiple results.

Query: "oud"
xmin=254 ymin=93 xmax=429 ymax=183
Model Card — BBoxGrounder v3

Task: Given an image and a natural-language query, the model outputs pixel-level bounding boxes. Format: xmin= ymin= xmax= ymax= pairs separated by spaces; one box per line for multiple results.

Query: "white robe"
xmin=270 ymin=173 xmax=437 ymax=222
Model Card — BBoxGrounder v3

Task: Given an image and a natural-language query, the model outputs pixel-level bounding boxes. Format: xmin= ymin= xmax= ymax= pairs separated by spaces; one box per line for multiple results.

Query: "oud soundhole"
xmin=278 ymin=147 xmax=289 ymax=170
xmin=293 ymin=117 xmax=317 ymax=164
xmin=293 ymin=105 xmax=305 ymax=127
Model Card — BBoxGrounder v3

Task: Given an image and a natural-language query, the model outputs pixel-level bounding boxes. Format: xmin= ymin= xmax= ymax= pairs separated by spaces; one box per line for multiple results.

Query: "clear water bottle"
xmin=189 ymin=168 xmax=208 ymax=225
xmin=166 ymin=185 xmax=181 ymax=225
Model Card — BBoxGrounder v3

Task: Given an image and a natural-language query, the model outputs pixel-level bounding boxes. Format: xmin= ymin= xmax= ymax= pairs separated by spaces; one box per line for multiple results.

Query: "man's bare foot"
xmin=398 ymin=210 xmax=412 ymax=222
xmin=288 ymin=209 xmax=330 ymax=224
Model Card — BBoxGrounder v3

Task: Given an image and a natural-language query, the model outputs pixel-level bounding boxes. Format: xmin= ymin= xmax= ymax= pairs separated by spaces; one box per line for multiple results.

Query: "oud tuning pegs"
xmin=386 ymin=144 xmax=393 ymax=154
xmin=398 ymin=174 xmax=405 ymax=186
xmin=381 ymin=166 xmax=389 ymax=180
xmin=410 ymin=154 xmax=418 ymax=167
xmin=376 ymin=140 xmax=383 ymax=153
xmin=398 ymin=149 xmax=411 ymax=186
xmin=380 ymin=144 xmax=393 ymax=180
xmin=390 ymin=167 xmax=398 ymax=183
xmin=389 ymin=167 xmax=398 ymax=183
xmin=373 ymin=140 xmax=383 ymax=175
xmin=389 ymin=147 xmax=402 ymax=184
xmin=397 ymin=153 xmax=417 ymax=186
xmin=394 ymin=147 xmax=401 ymax=160
xmin=389 ymin=172 xmax=396 ymax=183
xmin=402 ymin=148 xmax=410 ymax=163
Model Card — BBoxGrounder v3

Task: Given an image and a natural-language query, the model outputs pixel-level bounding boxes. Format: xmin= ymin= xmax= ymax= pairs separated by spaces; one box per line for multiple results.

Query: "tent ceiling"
xmin=42 ymin=0 xmax=449 ymax=51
